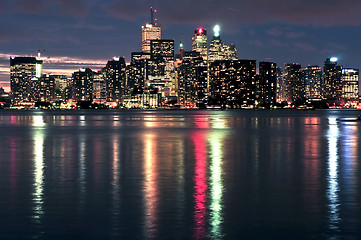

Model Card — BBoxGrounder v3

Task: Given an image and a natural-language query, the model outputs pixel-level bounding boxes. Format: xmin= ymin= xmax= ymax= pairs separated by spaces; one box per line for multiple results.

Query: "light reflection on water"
xmin=327 ymin=117 xmax=340 ymax=230
xmin=1 ymin=110 xmax=361 ymax=239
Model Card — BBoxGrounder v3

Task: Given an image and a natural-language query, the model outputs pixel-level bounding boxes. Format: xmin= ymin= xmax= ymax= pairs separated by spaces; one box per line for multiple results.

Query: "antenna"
xmin=150 ymin=7 xmax=155 ymax=25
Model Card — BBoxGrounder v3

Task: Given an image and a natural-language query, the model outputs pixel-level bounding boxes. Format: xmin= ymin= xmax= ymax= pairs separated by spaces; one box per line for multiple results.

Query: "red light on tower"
xmin=198 ymin=28 xmax=203 ymax=34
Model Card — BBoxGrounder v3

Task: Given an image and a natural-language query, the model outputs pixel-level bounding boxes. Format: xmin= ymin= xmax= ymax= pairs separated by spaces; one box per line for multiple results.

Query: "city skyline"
xmin=2 ymin=0 xmax=361 ymax=91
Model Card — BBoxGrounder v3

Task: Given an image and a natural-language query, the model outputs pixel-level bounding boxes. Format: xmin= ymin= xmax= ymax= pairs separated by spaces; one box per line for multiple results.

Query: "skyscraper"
xmin=141 ymin=8 xmax=161 ymax=53
xmin=323 ymin=58 xmax=342 ymax=104
xmin=10 ymin=56 xmax=43 ymax=103
xmin=302 ymin=66 xmax=322 ymax=101
xmin=72 ymin=68 xmax=94 ymax=102
xmin=105 ymin=57 xmax=127 ymax=102
xmin=341 ymin=68 xmax=359 ymax=104
xmin=284 ymin=63 xmax=304 ymax=104
xmin=208 ymin=25 xmax=238 ymax=62
xmin=192 ymin=28 xmax=207 ymax=60
xmin=258 ymin=62 xmax=277 ymax=106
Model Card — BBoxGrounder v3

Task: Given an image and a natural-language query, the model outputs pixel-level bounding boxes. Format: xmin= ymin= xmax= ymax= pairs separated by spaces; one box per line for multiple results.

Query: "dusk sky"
xmin=2 ymin=0 xmax=361 ymax=91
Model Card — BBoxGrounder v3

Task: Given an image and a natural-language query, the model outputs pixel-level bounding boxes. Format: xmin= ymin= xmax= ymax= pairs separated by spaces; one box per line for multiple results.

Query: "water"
xmin=0 ymin=109 xmax=361 ymax=239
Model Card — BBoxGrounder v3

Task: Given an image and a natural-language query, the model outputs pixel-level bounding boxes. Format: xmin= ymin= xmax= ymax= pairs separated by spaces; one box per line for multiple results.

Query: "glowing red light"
xmin=198 ymin=28 xmax=203 ymax=34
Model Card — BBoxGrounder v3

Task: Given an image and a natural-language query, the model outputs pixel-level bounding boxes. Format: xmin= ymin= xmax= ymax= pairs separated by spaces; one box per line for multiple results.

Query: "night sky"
xmin=2 ymin=0 xmax=361 ymax=91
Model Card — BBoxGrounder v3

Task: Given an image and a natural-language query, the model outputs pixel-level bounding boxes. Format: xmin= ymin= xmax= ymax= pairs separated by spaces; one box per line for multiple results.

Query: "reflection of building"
xmin=192 ymin=28 xmax=207 ymax=60
xmin=72 ymin=68 xmax=93 ymax=101
xmin=341 ymin=68 xmax=359 ymax=103
xmin=10 ymin=56 xmax=43 ymax=103
xmin=323 ymin=58 xmax=342 ymax=104
xmin=142 ymin=8 xmax=161 ymax=53
xmin=302 ymin=66 xmax=322 ymax=101
xmin=209 ymin=60 xmax=256 ymax=108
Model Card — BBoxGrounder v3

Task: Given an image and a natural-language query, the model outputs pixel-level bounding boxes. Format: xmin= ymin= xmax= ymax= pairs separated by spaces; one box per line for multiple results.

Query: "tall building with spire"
xmin=142 ymin=7 xmax=161 ymax=53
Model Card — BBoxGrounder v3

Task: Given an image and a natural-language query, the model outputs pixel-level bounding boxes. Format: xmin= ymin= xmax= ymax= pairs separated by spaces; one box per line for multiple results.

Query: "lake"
xmin=0 ymin=109 xmax=360 ymax=239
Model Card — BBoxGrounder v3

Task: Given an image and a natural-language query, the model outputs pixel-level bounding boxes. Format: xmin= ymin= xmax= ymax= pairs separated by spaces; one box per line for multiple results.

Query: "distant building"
xmin=258 ymin=62 xmax=277 ymax=106
xmin=93 ymin=69 xmax=107 ymax=102
xmin=323 ymin=58 xmax=342 ymax=104
xmin=10 ymin=56 xmax=43 ymax=103
xmin=150 ymin=39 xmax=174 ymax=61
xmin=72 ymin=68 xmax=93 ymax=102
xmin=192 ymin=28 xmax=207 ymax=60
xmin=342 ymin=68 xmax=359 ymax=104
xmin=141 ymin=8 xmax=161 ymax=53
xmin=302 ymin=66 xmax=322 ymax=101
xmin=105 ymin=57 xmax=127 ymax=102
xmin=209 ymin=60 xmax=257 ymax=108
xmin=284 ymin=63 xmax=304 ymax=104
xmin=208 ymin=25 xmax=237 ymax=62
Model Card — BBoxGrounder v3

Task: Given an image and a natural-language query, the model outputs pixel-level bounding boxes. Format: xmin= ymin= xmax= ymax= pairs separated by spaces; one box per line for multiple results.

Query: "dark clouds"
xmin=105 ymin=0 xmax=361 ymax=26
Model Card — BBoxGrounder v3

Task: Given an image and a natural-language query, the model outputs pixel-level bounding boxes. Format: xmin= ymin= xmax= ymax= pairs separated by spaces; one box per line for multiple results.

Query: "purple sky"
xmin=2 ymin=0 xmax=361 ymax=91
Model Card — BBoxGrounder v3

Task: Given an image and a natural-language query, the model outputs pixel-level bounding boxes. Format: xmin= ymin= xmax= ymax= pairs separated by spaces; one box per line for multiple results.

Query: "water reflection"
xmin=327 ymin=117 xmax=340 ymax=230
xmin=209 ymin=132 xmax=225 ymax=239
xmin=193 ymin=132 xmax=208 ymax=239
xmin=32 ymin=116 xmax=45 ymax=237
xmin=78 ymin=134 xmax=86 ymax=212
xmin=111 ymin=134 xmax=121 ymax=238
xmin=143 ymin=133 xmax=158 ymax=239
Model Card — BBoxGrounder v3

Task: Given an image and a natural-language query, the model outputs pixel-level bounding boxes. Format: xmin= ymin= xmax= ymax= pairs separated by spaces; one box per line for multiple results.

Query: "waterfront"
xmin=0 ymin=109 xmax=361 ymax=239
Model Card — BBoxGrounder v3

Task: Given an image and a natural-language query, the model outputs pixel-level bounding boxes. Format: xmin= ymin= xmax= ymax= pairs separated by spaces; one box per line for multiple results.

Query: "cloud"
xmin=104 ymin=0 xmax=361 ymax=26
xmin=286 ymin=32 xmax=305 ymax=39
xmin=266 ymin=28 xmax=283 ymax=37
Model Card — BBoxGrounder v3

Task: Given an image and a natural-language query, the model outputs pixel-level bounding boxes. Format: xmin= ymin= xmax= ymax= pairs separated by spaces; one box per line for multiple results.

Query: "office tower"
xmin=208 ymin=25 xmax=238 ymax=62
xmin=142 ymin=8 xmax=161 ymax=53
xmin=302 ymin=66 xmax=322 ymax=101
xmin=192 ymin=28 xmax=207 ymax=60
xmin=342 ymin=68 xmax=359 ymax=104
xmin=53 ymin=75 xmax=71 ymax=101
xmin=72 ymin=68 xmax=93 ymax=102
xmin=276 ymin=66 xmax=284 ymax=102
xmin=105 ymin=57 xmax=127 ymax=102
xmin=93 ymin=69 xmax=107 ymax=103
xmin=131 ymin=52 xmax=151 ymax=61
xmin=208 ymin=25 xmax=224 ymax=62
xmin=177 ymin=56 xmax=208 ymax=108
xmin=10 ymin=56 xmax=43 ymax=103
xmin=323 ymin=58 xmax=342 ymax=104
xmin=284 ymin=63 xmax=304 ymax=103
xmin=36 ymin=74 xmax=55 ymax=102
xmin=209 ymin=60 xmax=256 ymax=108
xmin=127 ymin=59 xmax=146 ymax=90
xmin=258 ymin=62 xmax=277 ymax=106
xmin=150 ymin=39 xmax=174 ymax=61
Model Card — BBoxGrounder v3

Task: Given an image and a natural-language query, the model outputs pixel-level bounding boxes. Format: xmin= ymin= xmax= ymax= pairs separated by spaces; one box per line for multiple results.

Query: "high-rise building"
xmin=192 ymin=28 xmax=207 ymax=60
xmin=209 ymin=60 xmax=256 ymax=108
xmin=302 ymin=66 xmax=322 ymax=101
xmin=284 ymin=63 xmax=304 ymax=103
xmin=208 ymin=25 xmax=237 ymax=62
xmin=72 ymin=68 xmax=94 ymax=102
xmin=150 ymin=39 xmax=174 ymax=61
xmin=323 ymin=58 xmax=342 ymax=104
xmin=258 ymin=62 xmax=277 ymax=106
xmin=105 ymin=57 xmax=127 ymax=102
xmin=10 ymin=56 xmax=43 ymax=103
xmin=342 ymin=68 xmax=359 ymax=103
xmin=141 ymin=8 xmax=161 ymax=53
xmin=93 ymin=69 xmax=107 ymax=102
